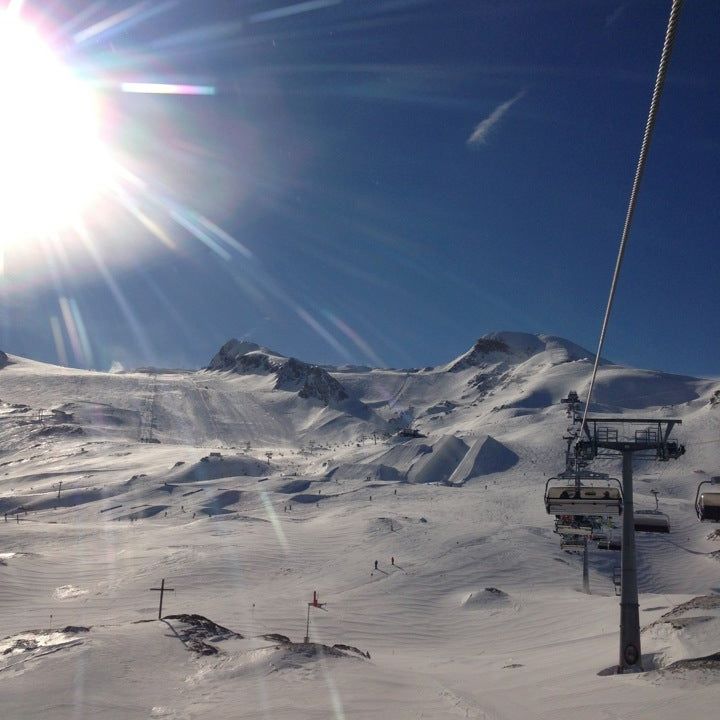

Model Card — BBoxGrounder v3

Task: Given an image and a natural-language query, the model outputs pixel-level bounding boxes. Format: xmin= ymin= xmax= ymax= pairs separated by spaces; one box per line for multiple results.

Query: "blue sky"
xmin=1 ymin=0 xmax=718 ymax=376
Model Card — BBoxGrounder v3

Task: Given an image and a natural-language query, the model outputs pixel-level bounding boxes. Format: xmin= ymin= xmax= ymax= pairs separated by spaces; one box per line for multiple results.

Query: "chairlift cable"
xmin=579 ymin=0 xmax=684 ymax=433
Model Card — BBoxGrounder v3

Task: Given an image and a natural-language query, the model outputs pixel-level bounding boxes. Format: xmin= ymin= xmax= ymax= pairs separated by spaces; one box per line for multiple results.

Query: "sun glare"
xmin=0 ymin=10 xmax=108 ymax=248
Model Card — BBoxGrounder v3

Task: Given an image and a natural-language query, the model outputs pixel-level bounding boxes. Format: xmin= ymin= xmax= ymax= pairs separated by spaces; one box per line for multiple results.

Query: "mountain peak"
xmin=207 ymin=339 xmax=283 ymax=371
xmin=207 ymin=339 xmax=348 ymax=405
xmin=448 ymin=331 xmax=594 ymax=372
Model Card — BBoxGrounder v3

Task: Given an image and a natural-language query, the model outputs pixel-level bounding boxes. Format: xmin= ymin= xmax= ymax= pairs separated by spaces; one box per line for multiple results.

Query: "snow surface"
xmin=0 ymin=332 xmax=719 ymax=719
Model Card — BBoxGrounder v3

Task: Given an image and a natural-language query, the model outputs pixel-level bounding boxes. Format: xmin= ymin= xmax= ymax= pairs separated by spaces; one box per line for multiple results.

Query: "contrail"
xmin=467 ymin=90 xmax=526 ymax=146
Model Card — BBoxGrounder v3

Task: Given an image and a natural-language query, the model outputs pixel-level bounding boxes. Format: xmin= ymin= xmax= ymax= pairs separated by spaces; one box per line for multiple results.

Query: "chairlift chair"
xmin=560 ymin=537 xmax=586 ymax=554
xmin=695 ymin=477 xmax=720 ymax=522
xmin=555 ymin=523 xmax=593 ymax=537
xmin=597 ymin=536 xmax=621 ymax=552
xmin=544 ymin=477 xmax=623 ymax=517
xmin=634 ymin=509 xmax=670 ymax=533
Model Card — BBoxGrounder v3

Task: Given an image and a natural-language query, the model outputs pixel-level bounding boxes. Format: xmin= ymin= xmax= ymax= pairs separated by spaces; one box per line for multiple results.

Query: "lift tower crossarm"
xmin=577 ymin=418 xmax=684 ymax=461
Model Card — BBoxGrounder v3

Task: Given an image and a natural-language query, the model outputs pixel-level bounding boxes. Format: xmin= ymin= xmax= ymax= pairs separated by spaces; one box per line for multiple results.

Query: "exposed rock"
xmin=452 ymin=338 xmax=511 ymax=370
xmin=462 ymin=587 xmax=511 ymax=610
xmin=261 ymin=633 xmax=291 ymax=643
xmin=332 ymin=643 xmax=371 ymax=659
xmin=665 ymin=652 xmax=720 ymax=672
xmin=207 ymin=339 xmax=268 ymax=370
xmin=34 ymin=424 xmax=84 ymax=437
xmin=0 ymin=350 xmax=8 ymax=368
xmin=207 ymin=339 xmax=349 ymax=405
xmin=449 ymin=332 xmax=593 ymax=372
xmin=165 ymin=614 xmax=242 ymax=655
xmin=275 ymin=357 xmax=349 ymax=404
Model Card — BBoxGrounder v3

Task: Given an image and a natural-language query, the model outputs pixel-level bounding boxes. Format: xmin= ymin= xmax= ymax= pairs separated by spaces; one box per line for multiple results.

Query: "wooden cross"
xmin=150 ymin=578 xmax=175 ymax=620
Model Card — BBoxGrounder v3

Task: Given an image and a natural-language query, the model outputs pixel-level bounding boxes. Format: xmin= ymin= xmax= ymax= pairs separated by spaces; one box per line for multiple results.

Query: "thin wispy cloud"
xmin=605 ymin=4 xmax=626 ymax=28
xmin=467 ymin=90 xmax=526 ymax=146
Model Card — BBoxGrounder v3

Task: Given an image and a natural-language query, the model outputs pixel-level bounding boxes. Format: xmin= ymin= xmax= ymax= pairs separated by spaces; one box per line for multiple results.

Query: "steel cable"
xmin=579 ymin=0 xmax=684 ymax=434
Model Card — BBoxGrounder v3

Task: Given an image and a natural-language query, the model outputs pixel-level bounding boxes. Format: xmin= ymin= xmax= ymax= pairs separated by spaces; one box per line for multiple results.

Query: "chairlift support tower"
xmin=575 ymin=418 xmax=684 ymax=674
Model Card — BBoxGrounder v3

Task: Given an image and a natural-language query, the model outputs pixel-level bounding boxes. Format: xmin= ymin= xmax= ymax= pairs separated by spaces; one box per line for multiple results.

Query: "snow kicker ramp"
xmin=447 ymin=434 xmax=519 ymax=486
xmin=406 ymin=435 xmax=468 ymax=484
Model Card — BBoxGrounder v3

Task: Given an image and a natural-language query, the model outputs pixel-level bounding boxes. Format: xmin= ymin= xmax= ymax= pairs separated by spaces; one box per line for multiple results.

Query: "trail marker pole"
xmin=150 ymin=578 xmax=175 ymax=620
xmin=57 ymin=481 xmax=62 ymax=501
xmin=304 ymin=590 xmax=327 ymax=643
xmin=582 ymin=538 xmax=590 ymax=594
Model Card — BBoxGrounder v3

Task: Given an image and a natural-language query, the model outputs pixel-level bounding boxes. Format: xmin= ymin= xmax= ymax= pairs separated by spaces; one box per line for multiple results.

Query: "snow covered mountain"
xmin=0 ymin=331 xmax=719 ymax=719
xmin=208 ymin=338 xmax=350 ymax=405
xmin=447 ymin=331 xmax=595 ymax=372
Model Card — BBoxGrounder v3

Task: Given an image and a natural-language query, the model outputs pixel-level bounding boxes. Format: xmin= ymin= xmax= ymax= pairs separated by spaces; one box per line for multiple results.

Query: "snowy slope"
xmin=0 ymin=332 xmax=719 ymax=719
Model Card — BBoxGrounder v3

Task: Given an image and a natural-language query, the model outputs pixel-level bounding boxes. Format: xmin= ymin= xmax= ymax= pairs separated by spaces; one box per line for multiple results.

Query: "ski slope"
xmin=0 ymin=332 xmax=719 ymax=719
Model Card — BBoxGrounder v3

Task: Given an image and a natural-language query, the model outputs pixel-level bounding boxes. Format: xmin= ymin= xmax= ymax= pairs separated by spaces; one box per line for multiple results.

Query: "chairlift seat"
xmin=545 ymin=484 xmax=622 ymax=517
xmin=560 ymin=539 xmax=585 ymax=554
xmin=634 ymin=510 xmax=670 ymax=533
xmin=555 ymin=524 xmax=593 ymax=536
xmin=697 ymin=492 xmax=720 ymax=522
xmin=597 ymin=538 xmax=621 ymax=551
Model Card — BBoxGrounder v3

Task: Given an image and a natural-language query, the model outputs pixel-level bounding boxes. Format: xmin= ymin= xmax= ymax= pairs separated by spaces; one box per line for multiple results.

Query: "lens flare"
xmin=0 ymin=10 xmax=108 ymax=246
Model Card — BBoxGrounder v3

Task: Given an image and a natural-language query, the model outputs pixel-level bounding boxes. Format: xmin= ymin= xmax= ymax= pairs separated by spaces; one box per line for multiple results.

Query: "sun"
xmin=0 ymin=10 xmax=108 ymax=248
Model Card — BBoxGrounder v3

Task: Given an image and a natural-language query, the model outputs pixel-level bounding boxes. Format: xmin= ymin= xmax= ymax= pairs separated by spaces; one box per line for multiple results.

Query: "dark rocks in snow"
xmin=666 ymin=652 xmax=720 ymax=672
xmin=207 ymin=339 xmax=266 ymax=370
xmin=216 ymin=350 xmax=275 ymax=375
xmin=449 ymin=332 xmax=593 ymax=372
xmin=259 ymin=635 xmax=370 ymax=662
xmin=261 ymin=633 xmax=291 ymax=643
xmin=462 ymin=587 xmax=511 ymax=610
xmin=396 ymin=427 xmax=426 ymax=438
xmin=332 ymin=643 xmax=371 ymax=659
xmin=0 ymin=350 xmax=8 ymax=368
xmin=50 ymin=408 xmax=73 ymax=422
xmin=275 ymin=357 xmax=349 ymax=404
xmin=449 ymin=337 xmax=512 ymax=372
xmin=661 ymin=595 xmax=720 ymax=617
xmin=165 ymin=614 xmax=242 ymax=655
xmin=1 ymin=626 xmax=90 ymax=656
xmin=643 ymin=595 xmax=720 ymax=634
xmin=207 ymin=339 xmax=349 ymax=405
xmin=34 ymin=424 xmax=84 ymax=438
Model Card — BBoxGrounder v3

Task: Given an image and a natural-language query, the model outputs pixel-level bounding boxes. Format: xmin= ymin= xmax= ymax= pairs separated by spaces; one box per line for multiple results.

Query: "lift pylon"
xmin=575 ymin=417 xmax=685 ymax=674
